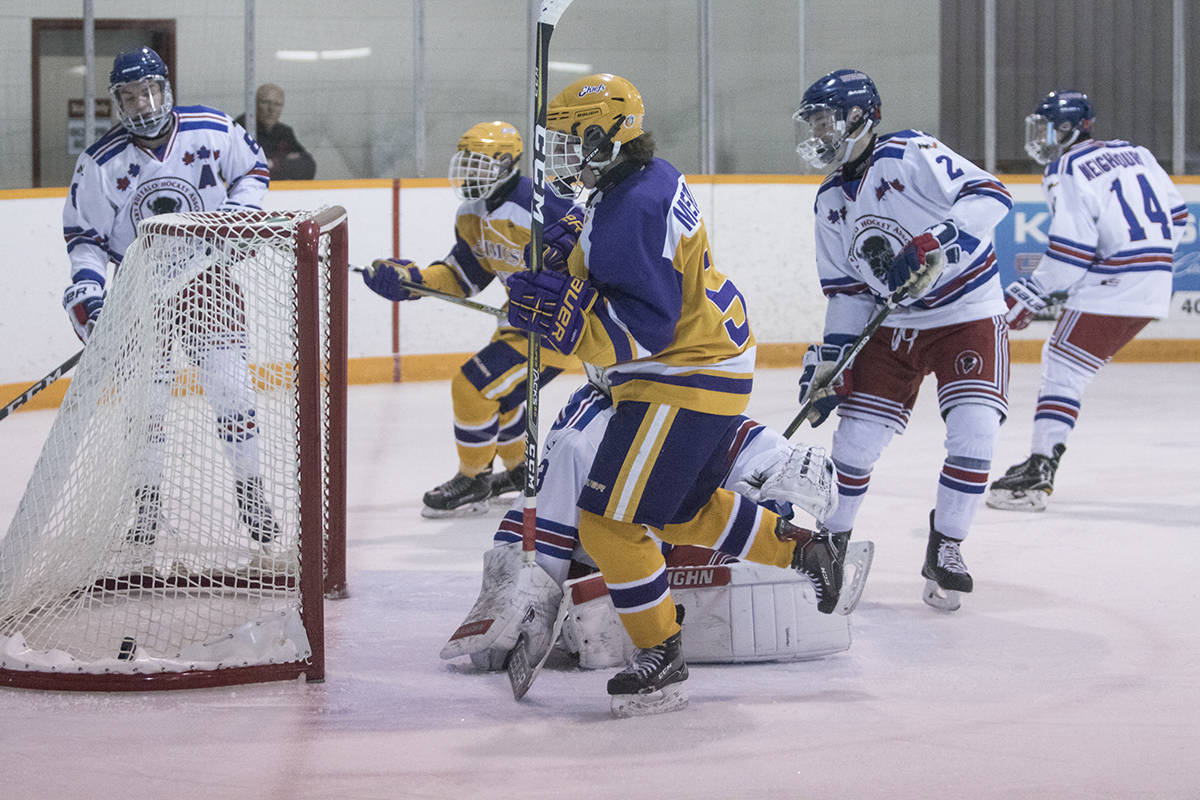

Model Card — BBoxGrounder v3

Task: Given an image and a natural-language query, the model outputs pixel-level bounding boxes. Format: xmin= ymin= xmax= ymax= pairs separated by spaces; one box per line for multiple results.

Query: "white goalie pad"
xmin=440 ymin=543 xmax=562 ymax=669
xmin=560 ymin=561 xmax=852 ymax=669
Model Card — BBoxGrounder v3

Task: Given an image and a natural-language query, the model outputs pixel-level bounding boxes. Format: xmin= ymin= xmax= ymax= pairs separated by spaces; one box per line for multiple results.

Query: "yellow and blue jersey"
xmin=569 ymin=158 xmax=755 ymax=416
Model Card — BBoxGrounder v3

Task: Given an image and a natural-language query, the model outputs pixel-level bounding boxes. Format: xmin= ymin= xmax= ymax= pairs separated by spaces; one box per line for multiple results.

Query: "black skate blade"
xmin=922 ymin=579 xmax=962 ymax=612
xmin=610 ymin=683 xmax=689 ymax=718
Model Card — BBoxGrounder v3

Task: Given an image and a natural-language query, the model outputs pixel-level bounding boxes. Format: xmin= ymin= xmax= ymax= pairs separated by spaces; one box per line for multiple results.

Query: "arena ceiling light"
xmin=276 ymin=47 xmax=372 ymax=61
xmin=549 ymin=60 xmax=592 ymax=73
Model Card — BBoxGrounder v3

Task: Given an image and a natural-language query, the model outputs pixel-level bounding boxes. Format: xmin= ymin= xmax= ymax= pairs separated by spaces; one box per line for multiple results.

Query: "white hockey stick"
xmin=508 ymin=0 xmax=578 ymax=702
xmin=0 ymin=350 xmax=83 ymax=422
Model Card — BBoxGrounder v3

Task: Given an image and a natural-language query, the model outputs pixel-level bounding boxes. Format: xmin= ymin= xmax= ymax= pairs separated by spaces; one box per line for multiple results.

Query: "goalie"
xmin=441 ymin=382 xmax=874 ymax=698
xmin=60 ymin=47 xmax=277 ymax=548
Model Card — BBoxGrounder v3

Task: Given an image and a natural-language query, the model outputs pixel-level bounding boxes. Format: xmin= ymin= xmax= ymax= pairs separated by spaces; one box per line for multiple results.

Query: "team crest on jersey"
xmin=849 ymin=215 xmax=913 ymax=281
xmin=129 ymin=176 xmax=203 ymax=224
xmin=954 ymin=349 xmax=984 ymax=376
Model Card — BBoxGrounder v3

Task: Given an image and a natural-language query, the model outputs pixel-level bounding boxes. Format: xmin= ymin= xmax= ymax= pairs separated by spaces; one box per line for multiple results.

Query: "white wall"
xmin=4 ymin=177 xmax=1199 ymax=386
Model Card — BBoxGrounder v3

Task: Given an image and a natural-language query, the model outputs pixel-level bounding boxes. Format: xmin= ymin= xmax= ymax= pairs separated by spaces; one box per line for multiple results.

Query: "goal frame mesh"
xmin=0 ymin=206 xmax=348 ymax=691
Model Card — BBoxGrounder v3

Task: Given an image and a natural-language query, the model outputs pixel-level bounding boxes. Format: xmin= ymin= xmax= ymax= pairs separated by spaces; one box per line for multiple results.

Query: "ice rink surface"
xmin=1 ymin=362 xmax=1198 ymax=799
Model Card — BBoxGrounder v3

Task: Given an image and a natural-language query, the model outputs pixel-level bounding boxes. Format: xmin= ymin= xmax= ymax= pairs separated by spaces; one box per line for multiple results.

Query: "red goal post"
xmin=0 ymin=206 xmax=348 ymax=690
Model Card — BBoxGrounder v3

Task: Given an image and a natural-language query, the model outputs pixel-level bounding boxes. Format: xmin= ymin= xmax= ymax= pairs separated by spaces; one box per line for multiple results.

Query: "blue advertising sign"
xmin=993 ymin=202 xmax=1200 ymax=292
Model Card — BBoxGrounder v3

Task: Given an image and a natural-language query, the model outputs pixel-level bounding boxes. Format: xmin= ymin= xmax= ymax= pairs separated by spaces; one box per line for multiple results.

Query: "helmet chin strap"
xmin=840 ymin=119 xmax=876 ymax=166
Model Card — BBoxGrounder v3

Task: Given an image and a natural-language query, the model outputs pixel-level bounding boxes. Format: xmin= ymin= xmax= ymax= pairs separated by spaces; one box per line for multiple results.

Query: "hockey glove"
xmin=797 ymin=343 xmax=855 ymax=427
xmin=523 ymin=209 xmax=584 ymax=273
xmin=63 ymin=279 xmax=104 ymax=343
xmin=1003 ymin=278 xmax=1048 ymax=330
xmin=506 ymin=269 xmax=596 ymax=355
xmin=362 ymin=258 xmax=424 ymax=301
xmin=887 ymin=220 xmax=960 ymax=297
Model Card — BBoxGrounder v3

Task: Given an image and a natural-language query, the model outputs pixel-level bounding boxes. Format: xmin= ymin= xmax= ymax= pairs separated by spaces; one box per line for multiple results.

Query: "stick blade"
xmin=538 ymin=0 xmax=575 ymax=25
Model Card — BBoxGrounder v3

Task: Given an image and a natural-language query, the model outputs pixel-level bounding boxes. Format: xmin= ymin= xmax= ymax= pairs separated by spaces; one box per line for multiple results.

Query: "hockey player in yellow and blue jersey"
xmin=362 ymin=122 xmax=581 ymax=517
xmin=504 ymin=74 xmax=847 ymax=717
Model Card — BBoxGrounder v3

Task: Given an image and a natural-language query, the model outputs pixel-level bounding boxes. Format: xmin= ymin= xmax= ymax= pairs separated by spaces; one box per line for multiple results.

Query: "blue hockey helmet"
xmin=1024 ymin=89 xmax=1094 ymax=165
xmin=792 ymin=69 xmax=882 ymax=169
xmin=109 ymin=46 xmax=174 ymax=139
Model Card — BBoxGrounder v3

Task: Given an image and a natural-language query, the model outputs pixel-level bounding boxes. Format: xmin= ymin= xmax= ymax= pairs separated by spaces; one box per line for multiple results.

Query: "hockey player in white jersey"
xmin=988 ymin=90 xmax=1188 ymax=512
xmin=792 ymin=69 xmax=1013 ymax=611
xmin=61 ymin=46 xmax=276 ymax=547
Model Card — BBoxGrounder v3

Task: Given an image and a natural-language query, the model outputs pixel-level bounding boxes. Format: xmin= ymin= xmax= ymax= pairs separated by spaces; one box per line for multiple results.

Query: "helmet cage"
xmin=793 ymin=102 xmax=873 ymax=169
xmin=111 ymin=76 xmax=173 ymax=139
xmin=448 ymin=149 xmax=515 ymax=200
xmin=544 ymin=128 xmax=588 ymax=199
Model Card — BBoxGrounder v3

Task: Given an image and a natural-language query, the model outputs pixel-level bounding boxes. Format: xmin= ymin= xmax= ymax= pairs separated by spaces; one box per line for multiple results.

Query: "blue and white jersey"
xmin=813 ymin=130 xmax=1012 ymax=336
xmin=1031 ymin=139 xmax=1186 ymax=318
xmin=62 ymin=105 xmax=270 ymax=287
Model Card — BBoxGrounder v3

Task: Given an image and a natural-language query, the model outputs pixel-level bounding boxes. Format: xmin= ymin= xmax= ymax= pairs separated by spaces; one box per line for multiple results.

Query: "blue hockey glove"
xmin=506 ymin=269 xmax=596 ymax=355
xmin=797 ymin=343 xmax=855 ymax=427
xmin=887 ymin=220 xmax=960 ymax=297
xmin=362 ymin=258 xmax=423 ymax=301
xmin=1003 ymin=278 xmax=1048 ymax=330
xmin=63 ymin=279 xmax=104 ymax=343
xmin=523 ymin=209 xmax=584 ymax=273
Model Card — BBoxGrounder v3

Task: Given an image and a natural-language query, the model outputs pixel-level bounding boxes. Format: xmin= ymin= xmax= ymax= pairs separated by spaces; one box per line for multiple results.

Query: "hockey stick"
xmin=507 ymin=0 xmax=577 ymax=702
xmin=783 ymin=287 xmax=907 ymax=439
xmin=0 ymin=349 xmax=84 ymax=422
xmin=351 ymin=266 xmax=505 ymax=318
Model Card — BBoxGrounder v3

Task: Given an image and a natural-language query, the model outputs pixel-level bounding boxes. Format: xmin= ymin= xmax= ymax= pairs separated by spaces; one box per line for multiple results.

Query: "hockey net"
xmin=0 ymin=207 xmax=348 ymax=690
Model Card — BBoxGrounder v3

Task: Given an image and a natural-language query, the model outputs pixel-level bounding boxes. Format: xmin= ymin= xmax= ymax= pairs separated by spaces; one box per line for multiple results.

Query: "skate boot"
xmin=489 ymin=462 xmax=526 ymax=500
xmin=986 ymin=443 xmax=1066 ymax=512
xmin=422 ymin=468 xmax=493 ymax=518
xmin=778 ymin=518 xmax=849 ymax=615
xmin=236 ymin=476 xmax=280 ymax=547
xmin=126 ymin=486 xmax=161 ymax=546
xmin=608 ymin=607 xmax=689 ymax=718
xmin=921 ymin=510 xmax=972 ymax=611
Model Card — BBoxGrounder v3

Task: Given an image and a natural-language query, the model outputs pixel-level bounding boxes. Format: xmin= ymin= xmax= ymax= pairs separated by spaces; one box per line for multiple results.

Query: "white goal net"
xmin=0 ymin=207 xmax=348 ymax=690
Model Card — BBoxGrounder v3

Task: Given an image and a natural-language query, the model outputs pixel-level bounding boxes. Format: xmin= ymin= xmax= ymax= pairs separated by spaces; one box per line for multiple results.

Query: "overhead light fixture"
xmin=549 ymin=60 xmax=592 ymax=73
xmin=276 ymin=47 xmax=372 ymax=62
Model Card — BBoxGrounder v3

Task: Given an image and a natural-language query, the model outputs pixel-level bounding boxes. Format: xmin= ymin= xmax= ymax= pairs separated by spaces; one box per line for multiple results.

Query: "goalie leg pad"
xmin=561 ymin=561 xmax=857 ymax=668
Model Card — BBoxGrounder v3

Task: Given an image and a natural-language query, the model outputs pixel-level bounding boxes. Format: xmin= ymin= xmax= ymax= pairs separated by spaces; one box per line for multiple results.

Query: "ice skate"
xmin=126 ymin=485 xmax=161 ymax=547
xmin=986 ymin=444 xmax=1066 ymax=512
xmin=921 ymin=511 xmax=973 ymax=611
xmin=778 ymin=518 xmax=848 ymax=615
xmin=422 ymin=469 xmax=492 ymax=518
xmin=236 ymin=476 xmax=280 ymax=547
xmin=608 ymin=621 xmax=689 ymax=719
xmin=489 ymin=462 xmax=525 ymax=501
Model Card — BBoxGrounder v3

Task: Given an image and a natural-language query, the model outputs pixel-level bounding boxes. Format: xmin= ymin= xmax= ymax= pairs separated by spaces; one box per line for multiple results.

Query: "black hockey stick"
xmin=508 ymin=0 xmax=578 ymax=702
xmin=783 ymin=287 xmax=907 ymax=439
xmin=0 ymin=349 xmax=84 ymax=422
xmin=352 ymin=266 xmax=505 ymax=318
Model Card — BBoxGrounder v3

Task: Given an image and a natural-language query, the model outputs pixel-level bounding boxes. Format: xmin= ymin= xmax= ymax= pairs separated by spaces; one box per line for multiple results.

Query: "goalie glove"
xmin=63 ymin=279 xmax=104 ymax=343
xmin=524 ymin=209 xmax=584 ymax=273
xmin=887 ymin=220 xmax=960 ymax=298
xmin=797 ymin=343 xmax=854 ymax=428
xmin=1003 ymin=278 xmax=1049 ymax=330
xmin=506 ymin=269 xmax=596 ymax=355
xmin=361 ymin=258 xmax=423 ymax=301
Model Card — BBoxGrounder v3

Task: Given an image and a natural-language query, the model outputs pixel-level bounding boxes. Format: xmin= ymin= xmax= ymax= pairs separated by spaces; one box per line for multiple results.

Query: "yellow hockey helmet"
xmin=544 ymin=74 xmax=645 ymax=198
xmin=448 ymin=121 xmax=523 ymax=200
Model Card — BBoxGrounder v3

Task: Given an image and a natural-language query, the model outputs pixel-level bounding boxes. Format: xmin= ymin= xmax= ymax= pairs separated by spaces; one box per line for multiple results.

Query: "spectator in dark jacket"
xmin=235 ymin=83 xmax=316 ymax=180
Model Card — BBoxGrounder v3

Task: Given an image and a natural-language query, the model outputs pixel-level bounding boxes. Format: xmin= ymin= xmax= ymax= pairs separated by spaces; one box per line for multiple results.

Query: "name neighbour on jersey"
xmin=1077 ymin=149 xmax=1144 ymax=181
xmin=671 ymin=179 xmax=702 ymax=235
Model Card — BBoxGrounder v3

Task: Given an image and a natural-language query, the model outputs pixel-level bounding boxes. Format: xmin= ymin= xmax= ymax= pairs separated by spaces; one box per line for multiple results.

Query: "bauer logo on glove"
xmin=506 ymin=269 xmax=596 ymax=355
